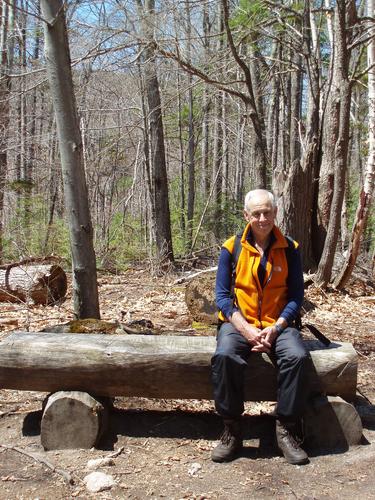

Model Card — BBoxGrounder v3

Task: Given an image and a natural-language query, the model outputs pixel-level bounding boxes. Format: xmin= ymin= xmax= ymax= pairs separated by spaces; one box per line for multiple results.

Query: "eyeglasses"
xmin=249 ymin=210 xmax=274 ymax=220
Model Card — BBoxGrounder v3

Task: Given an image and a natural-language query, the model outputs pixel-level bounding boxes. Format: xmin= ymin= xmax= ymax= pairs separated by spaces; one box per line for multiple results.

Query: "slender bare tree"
xmin=40 ymin=0 xmax=100 ymax=318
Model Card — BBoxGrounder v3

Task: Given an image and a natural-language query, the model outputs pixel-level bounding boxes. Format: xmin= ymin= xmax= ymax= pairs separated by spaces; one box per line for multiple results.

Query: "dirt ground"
xmin=0 ymin=265 xmax=374 ymax=500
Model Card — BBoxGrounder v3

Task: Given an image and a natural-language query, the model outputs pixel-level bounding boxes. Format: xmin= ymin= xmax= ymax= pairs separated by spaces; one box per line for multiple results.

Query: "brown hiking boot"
xmin=211 ymin=419 xmax=243 ymax=463
xmin=276 ymin=419 xmax=309 ymax=465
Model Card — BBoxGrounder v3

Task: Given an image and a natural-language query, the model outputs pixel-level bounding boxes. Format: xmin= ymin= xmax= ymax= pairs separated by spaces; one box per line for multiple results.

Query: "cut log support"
xmin=0 ymin=264 xmax=67 ymax=304
xmin=304 ymin=395 xmax=363 ymax=450
xmin=0 ymin=333 xmax=358 ymax=402
xmin=41 ymin=391 xmax=108 ymax=450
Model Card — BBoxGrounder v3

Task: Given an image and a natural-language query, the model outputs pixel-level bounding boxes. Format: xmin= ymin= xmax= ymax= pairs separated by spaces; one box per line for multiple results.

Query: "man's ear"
xmin=244 ymin=209 xmax=250 ymax=222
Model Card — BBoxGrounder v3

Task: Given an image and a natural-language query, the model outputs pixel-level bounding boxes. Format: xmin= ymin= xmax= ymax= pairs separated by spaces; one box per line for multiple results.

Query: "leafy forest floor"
xmin=0 ymin=262 xmax=374 ymax=499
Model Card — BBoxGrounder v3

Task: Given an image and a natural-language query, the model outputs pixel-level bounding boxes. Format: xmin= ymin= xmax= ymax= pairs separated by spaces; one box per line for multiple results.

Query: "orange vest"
xmin=218 ymin=223 xmax=297 ymax=328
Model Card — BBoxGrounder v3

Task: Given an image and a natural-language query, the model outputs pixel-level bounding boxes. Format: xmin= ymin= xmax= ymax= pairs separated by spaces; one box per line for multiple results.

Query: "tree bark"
xmin=185 ymin=0 xmax=195 ymax=251
xmin=201 ymin=2 xmax=211 ymax=200
xmin=136 ymin=0 xmax=174 ymax=264
xmin=0 ymin=332 xmax=358 ymax=402
xmin=315 ymin=1 xmax=357 ymax=287
xmin=40 ymin=0 xmax=100 ymax=318
xmin=0 ymin=0 xmax=13 ymax=262
xmin=333 ymin=0 xmax=375 ymax=289
xmin=278 ymin=2 xmax=320 ymax=270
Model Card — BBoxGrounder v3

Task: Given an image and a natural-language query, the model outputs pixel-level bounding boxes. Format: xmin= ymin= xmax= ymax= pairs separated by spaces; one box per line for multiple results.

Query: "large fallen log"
xmin=0 ymin=263 xmax=67 ymax=304
xmin=0 ymin=332 xmax=358 ymax=401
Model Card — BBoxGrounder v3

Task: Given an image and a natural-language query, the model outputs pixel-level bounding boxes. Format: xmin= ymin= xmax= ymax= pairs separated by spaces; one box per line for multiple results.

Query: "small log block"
xmin=304 ymin=395 xmax=363 ymax=451
xmin=41 ymin=391 xmax=108 ymax=450
xmin=0 ymin=264 xmax=67 ymax=304
xmin=0 ymin=333 xmax=358 ymax=402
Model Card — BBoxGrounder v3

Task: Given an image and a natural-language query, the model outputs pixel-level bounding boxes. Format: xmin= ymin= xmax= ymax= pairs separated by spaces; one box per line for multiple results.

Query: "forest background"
xmin=0 ymin=0 xmax=374 ymax=314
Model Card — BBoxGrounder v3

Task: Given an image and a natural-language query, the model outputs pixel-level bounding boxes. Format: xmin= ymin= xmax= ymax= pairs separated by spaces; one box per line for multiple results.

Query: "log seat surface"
xmin=0 ymin=332 xmax=358 ymax=401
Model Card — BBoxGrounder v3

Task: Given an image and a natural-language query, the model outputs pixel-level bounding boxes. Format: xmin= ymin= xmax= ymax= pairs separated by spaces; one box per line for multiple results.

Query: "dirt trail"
xmin=0 ymin=267 xmax=374 ymax=499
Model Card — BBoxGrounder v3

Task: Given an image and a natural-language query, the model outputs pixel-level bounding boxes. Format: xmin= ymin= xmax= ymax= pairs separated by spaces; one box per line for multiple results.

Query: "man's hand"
xmin=252 ymin=325 xmax=278 ymax=353
xmin=230 ymin=311 xmax=263 ymax=349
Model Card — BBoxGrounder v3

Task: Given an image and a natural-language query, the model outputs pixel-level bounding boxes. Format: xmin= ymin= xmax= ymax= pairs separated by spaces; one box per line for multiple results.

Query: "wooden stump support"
xmin=41 ymin=391 xmax=108 ymax=450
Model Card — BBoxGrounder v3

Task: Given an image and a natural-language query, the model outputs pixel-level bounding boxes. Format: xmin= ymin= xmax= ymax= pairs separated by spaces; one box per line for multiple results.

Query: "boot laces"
xmin=280 ymin=425 xmax=303 ymax=449
xmin=220 ymin=427 xmax=233 ymax=445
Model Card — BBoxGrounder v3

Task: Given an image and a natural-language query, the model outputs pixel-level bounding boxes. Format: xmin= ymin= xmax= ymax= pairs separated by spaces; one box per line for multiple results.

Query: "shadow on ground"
xmin=22 ymin=404 xmax=368 ymax=460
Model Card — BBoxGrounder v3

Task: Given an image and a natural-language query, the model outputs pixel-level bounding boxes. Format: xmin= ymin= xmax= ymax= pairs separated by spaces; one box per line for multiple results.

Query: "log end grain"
xmin=41 ymin=391 xmax=108 ymax=450
xmin=304 ymin=395 xmax=363 ymax=452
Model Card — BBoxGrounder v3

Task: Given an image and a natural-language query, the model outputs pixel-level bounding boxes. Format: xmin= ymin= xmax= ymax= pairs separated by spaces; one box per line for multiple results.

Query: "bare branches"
xmin=155 ymin=43 xmax=250 ymax=105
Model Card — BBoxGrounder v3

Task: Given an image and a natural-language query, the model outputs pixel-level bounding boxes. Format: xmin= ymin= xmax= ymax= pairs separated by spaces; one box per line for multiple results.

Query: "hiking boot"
xmin=276 ymin=419 xmax=309 ymax=465
xmin=211 ymin=419 xmax=243 ymax=463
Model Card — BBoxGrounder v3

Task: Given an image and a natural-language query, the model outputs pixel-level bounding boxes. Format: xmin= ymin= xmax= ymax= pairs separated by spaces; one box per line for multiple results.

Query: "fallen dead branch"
xmin=173 ymin=266 xmax=217 ymax=284
xmin=0 ymin=445 xmax=74 ymax=485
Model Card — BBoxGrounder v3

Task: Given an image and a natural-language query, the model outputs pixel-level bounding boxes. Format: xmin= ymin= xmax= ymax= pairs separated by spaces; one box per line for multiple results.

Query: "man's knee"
xmin=216 ymin=323 xmax=247 ymax=356
xmin=276 ymin=328 xmax=310 ymax=367
xmin=212 ymin=351 xmax=247 ymax=372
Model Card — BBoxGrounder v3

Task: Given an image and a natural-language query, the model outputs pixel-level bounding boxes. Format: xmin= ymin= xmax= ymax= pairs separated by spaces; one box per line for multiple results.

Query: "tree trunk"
xmin=278 ymin=1 xmax=320 ymax=270
xmin=40 ymin=0 xmax=100 ymax=318
xmin=176 ymin=69 xmax=186 ymax=245
xmin=333 ymin=0 xmax=375 ymax=288
xmin=185 ymin=0 xmax=195 ymax=251
xmin=315 ymin=1 xmax=356 ymax=287
xmin=201 ymin=2 xmax=211 ymax=200
xmin=0 ymin=0 xmax=13 ymax=262
xmin=0 ymin=332 xmax=358 ymax=402
xmin=136 ymin=0 xmax=174 ymax=264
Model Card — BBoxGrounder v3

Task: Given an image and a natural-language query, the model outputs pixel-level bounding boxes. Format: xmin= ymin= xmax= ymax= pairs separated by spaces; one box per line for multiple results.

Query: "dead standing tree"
xmin=40 ymin=0 xmax=100 ymax=318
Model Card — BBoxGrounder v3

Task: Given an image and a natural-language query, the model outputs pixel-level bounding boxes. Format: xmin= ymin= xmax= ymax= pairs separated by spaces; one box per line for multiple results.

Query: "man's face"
xmin=244 ymin=194 xmax=277 ymax=240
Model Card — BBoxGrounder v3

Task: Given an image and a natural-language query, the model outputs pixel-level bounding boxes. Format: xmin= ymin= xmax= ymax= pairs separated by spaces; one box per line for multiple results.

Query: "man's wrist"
xmin=274 ymin=324 xmax=284 ymax=335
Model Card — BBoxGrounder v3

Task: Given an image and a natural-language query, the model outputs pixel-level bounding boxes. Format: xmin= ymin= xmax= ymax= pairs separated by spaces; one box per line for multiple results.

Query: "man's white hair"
xmin=244 ymin=189 xmax=276 ymax=211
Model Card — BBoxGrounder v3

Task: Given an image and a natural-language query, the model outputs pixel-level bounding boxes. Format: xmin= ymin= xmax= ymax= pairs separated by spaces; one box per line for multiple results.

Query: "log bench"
xmin=0 ymin=332 xmax=362 ymax=451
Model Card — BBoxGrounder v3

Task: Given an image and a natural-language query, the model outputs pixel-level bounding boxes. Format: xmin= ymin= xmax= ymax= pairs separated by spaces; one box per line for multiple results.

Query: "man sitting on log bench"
xmin=212 ymin=189 xmax=310 ymax=465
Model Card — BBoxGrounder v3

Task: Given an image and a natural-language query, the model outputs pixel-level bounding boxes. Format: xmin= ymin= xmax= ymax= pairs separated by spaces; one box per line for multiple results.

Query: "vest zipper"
xmin=258 ymin=261 xmax=274 ymax=329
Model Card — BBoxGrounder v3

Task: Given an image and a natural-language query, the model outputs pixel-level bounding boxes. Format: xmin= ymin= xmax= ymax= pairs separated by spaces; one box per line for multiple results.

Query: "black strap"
xmin=302 ymin=323 xmax=331 ymax=346
xmin=230 ymin=234 xmax=242 ymax=299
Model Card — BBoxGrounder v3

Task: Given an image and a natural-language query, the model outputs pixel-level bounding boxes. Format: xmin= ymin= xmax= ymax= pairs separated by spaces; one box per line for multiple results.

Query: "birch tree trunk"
xmin=333 ymin=0 xmax=375 ymax=288
xmin=40 ymin=0 xmax=100 ymax=318
xmin=0 ymin=0 xmax=13 ymax=262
